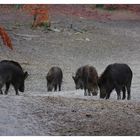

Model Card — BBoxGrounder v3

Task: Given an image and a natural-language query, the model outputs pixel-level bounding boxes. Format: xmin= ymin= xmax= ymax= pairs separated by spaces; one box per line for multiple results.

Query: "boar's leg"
xmin=127 ymin=89 xmax=131 ymax=100
xmin=59 ymin=84 xmax=61 ymax=91
xmin=115 ymin=87 xmax=121 ymax=100
xmin=84 ymin=85 xmax=87 ymax=96
xmin=126 ymin=84 xmax=131 ymax=100
xmin=105 ymin=88 xmax=113 ymax=99
xmin=0 ymin=90 xmax=3 ymax=94
xmin=84 ymin=81 xmax=90 ymax=96
xmin=122 ymin=86 xmax=126 ymax=100
xmin=114 ymin=82 xmax=121 ymax=100
xmin=13 ymin=84 xmax=19 ymax=95
xmin=88 ymin=89 xmax=91 ymax=96
xmin=54 ymin=84 xmax=57 ymax=92
xmin=0 ymin=83 xmax=3 ymax=94
xmin=84 ymin=91 xmax=87 ymax=96
xmin=106 ymin=92 xmax=111 ymax=99
xmin=5 ymin=82 xmax=10 ymax=95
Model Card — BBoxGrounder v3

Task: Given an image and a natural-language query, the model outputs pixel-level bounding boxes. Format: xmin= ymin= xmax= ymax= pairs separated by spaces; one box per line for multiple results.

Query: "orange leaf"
xmin=0 ymin=27 xmax=13 ymax=50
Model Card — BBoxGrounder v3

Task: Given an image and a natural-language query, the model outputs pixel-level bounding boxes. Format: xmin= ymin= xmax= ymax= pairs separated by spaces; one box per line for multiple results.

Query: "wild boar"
xmin=98 ymin=63 xmax=133 ymax=100
xmin=73 ymin=65 xmax=98 ymax=96
xmin=46 ymin=67 xmax=63 ymax=92
xmin=0 ymin=62 xmax=28 ymax=95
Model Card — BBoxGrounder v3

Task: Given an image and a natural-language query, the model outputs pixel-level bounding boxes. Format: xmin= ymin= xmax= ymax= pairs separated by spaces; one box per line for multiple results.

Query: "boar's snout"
xmin=19 ymin=86 xmax=24 ymax=92
xmin=48 ymin=88 xmax=52 ymax=92
xmin=47 ymin=84 xmax=53 ymax=92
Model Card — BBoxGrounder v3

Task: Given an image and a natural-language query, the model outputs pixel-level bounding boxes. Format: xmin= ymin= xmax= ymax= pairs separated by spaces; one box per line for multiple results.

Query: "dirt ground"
xmin=0 ymin=5 xmax=140 ymax=135
xmin=1 ymin=95 xmax=140 ymax=136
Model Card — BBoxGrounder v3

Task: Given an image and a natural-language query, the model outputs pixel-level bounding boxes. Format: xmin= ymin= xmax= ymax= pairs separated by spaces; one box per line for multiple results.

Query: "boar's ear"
xmin=24 ymin=71 xmax=29 ymax=79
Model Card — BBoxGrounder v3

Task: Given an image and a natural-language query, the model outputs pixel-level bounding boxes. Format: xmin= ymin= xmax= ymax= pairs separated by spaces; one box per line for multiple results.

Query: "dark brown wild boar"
xmin=72 ymin=65 xmax=98 ymax=96
xmin=46 ymin=67 xmax=63 ymax=92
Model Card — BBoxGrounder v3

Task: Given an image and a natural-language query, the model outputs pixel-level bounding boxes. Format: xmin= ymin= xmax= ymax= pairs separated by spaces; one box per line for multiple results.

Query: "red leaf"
xmin=0 ymin=27 xmax=13 ymax=50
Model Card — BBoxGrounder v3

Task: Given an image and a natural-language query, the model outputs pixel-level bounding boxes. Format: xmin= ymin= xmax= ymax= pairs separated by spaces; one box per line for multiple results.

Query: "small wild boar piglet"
xmin=0 ymin=61 xmax=28 ymax=95
xmin=98 ymin=63 xmax=133 ymax=100
xmin=46 ymin=67 xmax=63 ymax=92
xmin=72 ymin=65 xmax=98 ymax=96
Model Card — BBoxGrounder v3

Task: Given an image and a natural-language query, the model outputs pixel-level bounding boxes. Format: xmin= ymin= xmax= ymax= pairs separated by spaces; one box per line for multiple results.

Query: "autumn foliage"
xmin=21 ymin=5 xmax=50 ymax=28
xmin=0 ymin=27 xmax=13 ymax=50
